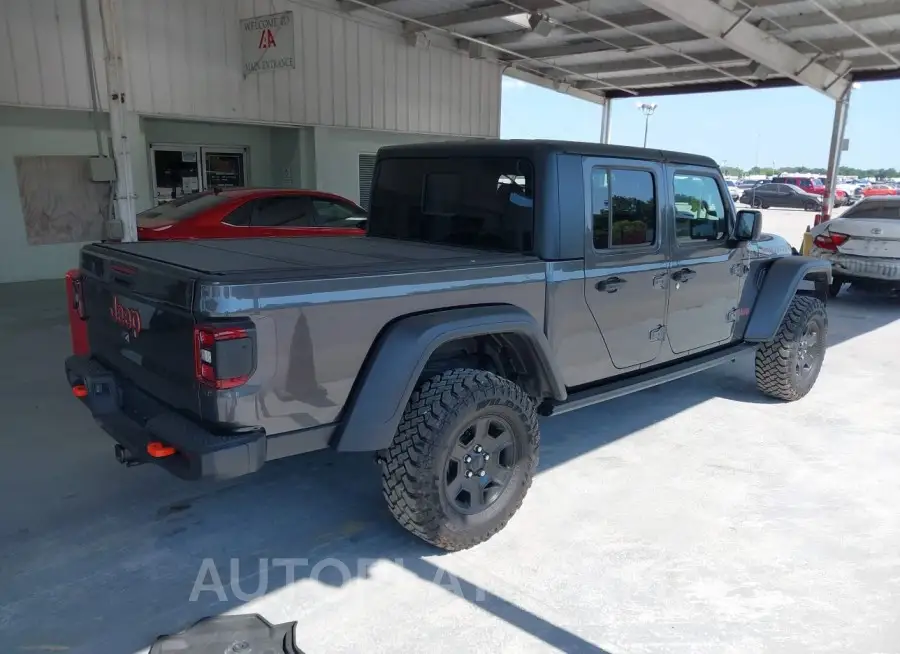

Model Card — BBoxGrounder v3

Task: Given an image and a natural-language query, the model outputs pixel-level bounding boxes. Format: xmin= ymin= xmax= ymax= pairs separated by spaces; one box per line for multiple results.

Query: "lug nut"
xmin=478 ymin=470 xmax=486 ymax=477
xmin=474 ymin=445 xmax=483 ymax=453
xmin=465 ymin=470 xmax=474 ymax=478
xmin=464 ymin=455 xmax=472 ymax=463
xmin=483 ymin=453 xmax=490 ymax=461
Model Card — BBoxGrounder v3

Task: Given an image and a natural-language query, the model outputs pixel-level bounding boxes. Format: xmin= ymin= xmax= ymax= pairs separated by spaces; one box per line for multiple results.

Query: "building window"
xmin=591 ymin=168 xmax=657 ymax=249
xmin=358 ymin=153 xmax=377 ymax=210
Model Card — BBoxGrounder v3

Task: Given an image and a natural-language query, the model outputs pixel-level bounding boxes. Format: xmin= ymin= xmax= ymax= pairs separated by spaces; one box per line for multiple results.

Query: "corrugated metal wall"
xmin=0 ymin=0 xmax=501 ymax=137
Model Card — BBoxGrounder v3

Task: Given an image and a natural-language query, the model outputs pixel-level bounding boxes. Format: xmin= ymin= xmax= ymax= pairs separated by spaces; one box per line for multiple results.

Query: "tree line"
xmin=720 ymin=165 xmax=899 ymax=179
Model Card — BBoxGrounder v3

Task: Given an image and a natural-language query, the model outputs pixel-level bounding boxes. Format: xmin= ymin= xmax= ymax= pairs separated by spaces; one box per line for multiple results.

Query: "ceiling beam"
xmin=538 ymin=32 xmax=900 ymax=78
xmin=404 ymin=0 xmax=558 ymax=33
xmin=497 ymin=1 xmax=900 ymax=61
xmin=575 ymin=53 xmax=894 ymax=90
xmin=338 ymin=0 xmax=395 ymax=12
xmin=633 ymin=0 xmax=850 ymax=99
xmin=480 ymin=0 xmax=813 ymax=48
xmin=503 ymin=68 xmax=606 ymax=105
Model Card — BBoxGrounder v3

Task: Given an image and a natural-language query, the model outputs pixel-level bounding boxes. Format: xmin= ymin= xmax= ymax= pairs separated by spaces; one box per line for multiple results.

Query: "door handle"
xmin=596 ymin=276 xmax=626 ymax=293
xmin=671 ymin=268 xmax=697 ymax=283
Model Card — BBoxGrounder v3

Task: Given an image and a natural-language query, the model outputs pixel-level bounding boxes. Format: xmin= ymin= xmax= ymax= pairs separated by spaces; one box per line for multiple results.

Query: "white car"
xmin=808 ymin=196 xmax=900 ymax=296
xmin=724 ymin=180 xmax=741 ymax=201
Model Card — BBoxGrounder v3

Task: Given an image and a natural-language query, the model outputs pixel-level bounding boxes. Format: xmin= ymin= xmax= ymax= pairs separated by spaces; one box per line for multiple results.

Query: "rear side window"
xmin=136 ymin=192 xmax=230 ymax=227
xmin=591 ymin=168 xmax=657 ymax=249
xmin=368 ymin=157 xmax=534 ymax=253
xmin=673 ymin=174 xmax=727 ymax=243
xmin=252 ymin=197 xmax=315 ymax=227
xmin=843 ymin=201 xmax=900 ymax=219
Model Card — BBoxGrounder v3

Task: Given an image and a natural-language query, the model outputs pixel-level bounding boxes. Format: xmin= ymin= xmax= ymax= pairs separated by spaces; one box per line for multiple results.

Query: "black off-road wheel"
xmin=380 ymin=368 xmax=539 ymax=552
xmin=755 ymin=295 xmax=828 ymax=401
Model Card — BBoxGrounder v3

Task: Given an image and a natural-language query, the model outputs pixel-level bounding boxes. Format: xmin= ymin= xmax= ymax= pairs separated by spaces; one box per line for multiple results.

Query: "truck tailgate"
xmin=80 ymin=246 xmax=200 ymax=415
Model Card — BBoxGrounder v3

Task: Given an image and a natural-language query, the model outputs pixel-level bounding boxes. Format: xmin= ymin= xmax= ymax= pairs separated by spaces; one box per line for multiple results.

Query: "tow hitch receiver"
xmin=114 ymin=444 xmax=144 ymax=467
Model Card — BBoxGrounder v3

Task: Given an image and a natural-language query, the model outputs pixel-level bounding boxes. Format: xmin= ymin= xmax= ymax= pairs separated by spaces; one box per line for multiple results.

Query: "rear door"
xmin=582 ymin=158 xmax=669 ymax=370
xmin=665 ymin=168 xmax=743 ymax=354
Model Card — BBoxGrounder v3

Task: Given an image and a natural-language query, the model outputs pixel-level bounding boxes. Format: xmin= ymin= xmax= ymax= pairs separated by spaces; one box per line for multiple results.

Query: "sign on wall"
xmin=241 ymin=11 xmax=296 ymax=76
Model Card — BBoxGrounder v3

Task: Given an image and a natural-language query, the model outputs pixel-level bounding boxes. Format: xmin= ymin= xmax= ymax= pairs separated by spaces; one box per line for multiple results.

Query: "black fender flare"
xmin=743 ymin=256 xmax=832 ymax=342
xmin=332 ymin=305 xmax=566 ymax=452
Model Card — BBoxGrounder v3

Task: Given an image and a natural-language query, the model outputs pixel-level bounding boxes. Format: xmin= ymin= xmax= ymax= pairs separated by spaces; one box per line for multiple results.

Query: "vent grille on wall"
xmin=358 ymin=153 xmax=377 ymax=210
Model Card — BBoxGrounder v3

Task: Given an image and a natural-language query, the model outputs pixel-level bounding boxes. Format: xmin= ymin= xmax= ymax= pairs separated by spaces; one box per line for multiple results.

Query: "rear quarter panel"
xmin=195 ymin=262 xmax=548 ymax=434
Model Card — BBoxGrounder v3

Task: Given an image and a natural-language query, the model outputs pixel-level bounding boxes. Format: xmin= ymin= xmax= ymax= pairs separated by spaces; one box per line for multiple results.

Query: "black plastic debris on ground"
xmin=150 ymin=614 xmax=304 ymax=653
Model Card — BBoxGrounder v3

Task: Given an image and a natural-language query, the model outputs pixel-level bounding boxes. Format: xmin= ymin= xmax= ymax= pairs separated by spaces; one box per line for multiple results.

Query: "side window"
xmin=590 ymin=168 xmax=610 ymax=250
xmin=311 ymin=199 xmax=366 ymax=228
xmin=251 ymin=197 xmax=315 ymax=227
xmin=673 ymin=174 xmax=728 ymax=243
xmin=221 ymin=201 xmax=253 ymax=226
xmin=591 ymin=168 xmax=657 ymax=250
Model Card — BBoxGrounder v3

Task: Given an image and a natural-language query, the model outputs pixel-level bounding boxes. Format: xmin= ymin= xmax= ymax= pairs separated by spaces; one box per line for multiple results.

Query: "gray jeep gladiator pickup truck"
xmin=65 ymin=140 xmax=832 ymax=551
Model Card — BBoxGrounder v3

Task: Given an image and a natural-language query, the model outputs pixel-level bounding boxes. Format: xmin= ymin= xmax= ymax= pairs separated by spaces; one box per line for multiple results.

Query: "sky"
xmin=500 ymin=76 xmax=900 ymax=171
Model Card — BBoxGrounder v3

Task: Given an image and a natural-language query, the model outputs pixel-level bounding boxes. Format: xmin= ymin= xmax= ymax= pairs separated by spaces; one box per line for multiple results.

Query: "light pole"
xmin=636 ymin=102 xmax=657 ymax=148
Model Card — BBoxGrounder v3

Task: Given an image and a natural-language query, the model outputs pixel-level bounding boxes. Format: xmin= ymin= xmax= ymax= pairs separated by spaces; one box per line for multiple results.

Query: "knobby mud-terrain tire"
xmin=755 ymin=295 xmax=828 ymax=401
xmin=380 ymin=368 xmax=539 ymax=552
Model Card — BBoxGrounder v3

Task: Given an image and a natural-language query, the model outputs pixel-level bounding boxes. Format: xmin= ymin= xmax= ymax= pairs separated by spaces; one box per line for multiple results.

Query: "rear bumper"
xmin=65 ymin=355 xmax=266 ymax=480
xmin=811 ymin=249 xmax=900 ymax=283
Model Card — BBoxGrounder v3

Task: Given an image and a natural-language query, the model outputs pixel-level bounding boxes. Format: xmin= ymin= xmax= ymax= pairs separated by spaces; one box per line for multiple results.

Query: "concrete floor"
xmin=2 ymin=210 xmax=899 ymax=654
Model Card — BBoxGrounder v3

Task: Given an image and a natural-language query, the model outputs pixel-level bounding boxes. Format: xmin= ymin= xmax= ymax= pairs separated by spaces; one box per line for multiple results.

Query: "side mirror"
xmin=735 ymin=209 xmax=763 ymax=242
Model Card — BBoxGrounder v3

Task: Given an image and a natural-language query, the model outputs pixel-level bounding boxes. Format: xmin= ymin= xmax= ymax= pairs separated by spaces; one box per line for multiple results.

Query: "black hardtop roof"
xmin=376 ymin=139 xmax=718 ymax=169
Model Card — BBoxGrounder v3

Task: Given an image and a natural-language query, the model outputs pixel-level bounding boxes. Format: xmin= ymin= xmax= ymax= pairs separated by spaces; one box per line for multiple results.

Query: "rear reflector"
xmin=72 ymin=384 xmax=89 ymax=398
xmin=147 ymin=441 xmax=176 ymax=458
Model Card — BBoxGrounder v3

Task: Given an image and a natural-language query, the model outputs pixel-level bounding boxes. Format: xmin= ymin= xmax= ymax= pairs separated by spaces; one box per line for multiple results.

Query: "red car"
xmin=771 ymin=175 xmax=849 ymax=205
xmin=137 ymin=188 xmax=367 ymax=240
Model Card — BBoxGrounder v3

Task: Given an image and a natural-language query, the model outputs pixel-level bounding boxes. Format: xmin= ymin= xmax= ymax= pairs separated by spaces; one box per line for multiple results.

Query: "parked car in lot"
xmin=861 ymin=183 xmax=899 ymax=198
xmin=771 ymin=175 xmax=849 ymax=206
xmin=808 ymin=196 xmax=900 ymax=296
xmin=725 ymin=179 xmax=741 ymax=201
xmin=136 ymin=188 xmax=367 ymax=240
xmin=64 ymin=140 xmax=831 ymax=552
xmin=740 ymin=183 xmax=823 ymax=210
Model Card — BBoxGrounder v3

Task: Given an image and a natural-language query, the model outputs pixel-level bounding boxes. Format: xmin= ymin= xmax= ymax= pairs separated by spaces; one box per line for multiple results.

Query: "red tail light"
xmin=65 ymin=269 xmax=90 ymax=356
xmin=193 ymin=324 xmax=254 ymax=389
xmin=813 ymin=232 xmax=849 ymax=252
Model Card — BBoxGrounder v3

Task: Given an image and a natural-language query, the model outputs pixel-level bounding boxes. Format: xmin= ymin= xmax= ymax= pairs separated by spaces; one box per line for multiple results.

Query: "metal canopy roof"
xmin=342 ymin=0 xmax=900 ymax=103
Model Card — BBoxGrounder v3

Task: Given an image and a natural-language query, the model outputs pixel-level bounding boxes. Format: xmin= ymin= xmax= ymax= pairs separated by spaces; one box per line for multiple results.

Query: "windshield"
xmin=368 ymin=157 xmax=535 ymax=253
xmin=137 ymin=192 xmax=231 ymax=227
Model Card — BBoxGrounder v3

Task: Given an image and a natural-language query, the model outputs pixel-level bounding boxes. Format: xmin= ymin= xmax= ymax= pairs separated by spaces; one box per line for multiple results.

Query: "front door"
xmin=666 ymin=168 xmax=742 ymax=354
xmin=583 ymin=160 xmax=669 ymax=370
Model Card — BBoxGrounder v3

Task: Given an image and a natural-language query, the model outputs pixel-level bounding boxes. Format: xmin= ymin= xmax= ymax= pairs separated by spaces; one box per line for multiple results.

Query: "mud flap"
xmin=149 ymin=614 xmax=305 ymax=653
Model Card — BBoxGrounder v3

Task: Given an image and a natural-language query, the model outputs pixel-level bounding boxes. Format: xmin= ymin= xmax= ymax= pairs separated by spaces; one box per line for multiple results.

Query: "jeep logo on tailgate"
xmin=110 ymin=296 xmax=142 ymax=337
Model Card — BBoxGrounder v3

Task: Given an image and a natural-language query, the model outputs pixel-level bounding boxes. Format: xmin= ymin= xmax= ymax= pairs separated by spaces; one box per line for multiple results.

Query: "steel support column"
xmin=99 ymin=0 xmax=137 ymax=242
xmin=600 ymin=99 xmax=612 ymax=144
xmin=822 ymin=83 xmax=853 ymax=221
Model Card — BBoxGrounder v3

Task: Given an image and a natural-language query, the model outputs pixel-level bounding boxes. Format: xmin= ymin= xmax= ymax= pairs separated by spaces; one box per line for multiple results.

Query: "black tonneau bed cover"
xmin=85 ymin=236 xmax=538 ymax=282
